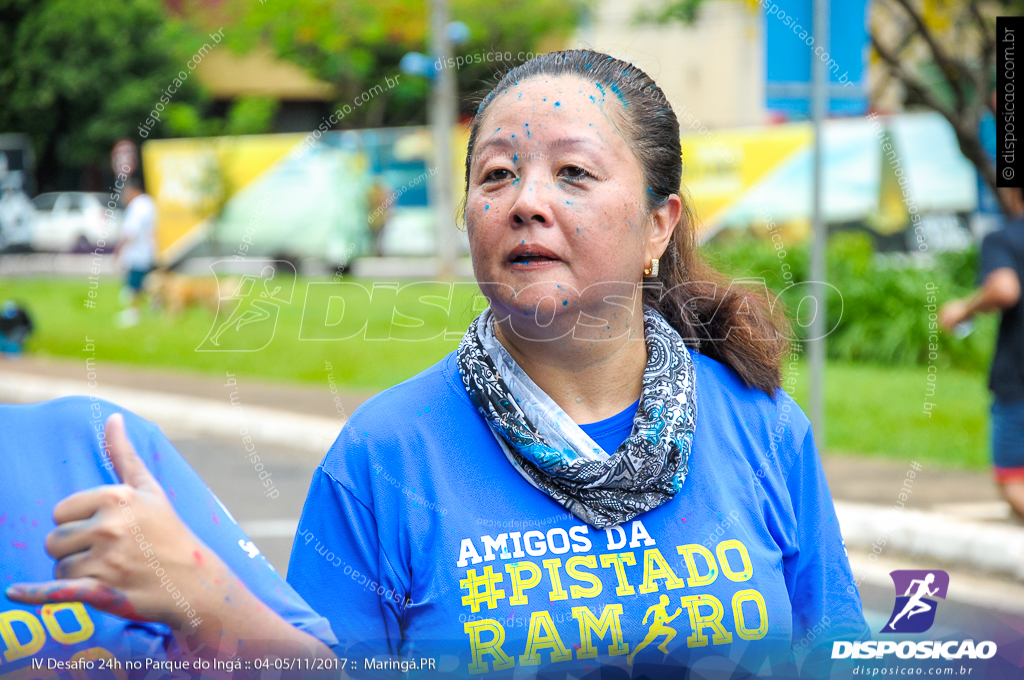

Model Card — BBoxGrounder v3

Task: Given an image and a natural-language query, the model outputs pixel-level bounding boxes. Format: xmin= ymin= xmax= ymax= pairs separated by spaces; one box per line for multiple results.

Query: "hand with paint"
xmin=6 ymin=413 xmax=333 ymax=662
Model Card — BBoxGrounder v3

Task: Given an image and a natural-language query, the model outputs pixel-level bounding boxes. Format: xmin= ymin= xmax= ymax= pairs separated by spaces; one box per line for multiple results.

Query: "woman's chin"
xmin=476 ymin=263 xmax=576 ymax=295
xmin=489 ymin=295 xmax=583 ymax=342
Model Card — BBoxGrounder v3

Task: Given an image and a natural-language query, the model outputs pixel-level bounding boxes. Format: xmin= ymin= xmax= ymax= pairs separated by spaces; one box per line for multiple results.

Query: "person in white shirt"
xmin=114 ymin=178 xmax=157 ymax=328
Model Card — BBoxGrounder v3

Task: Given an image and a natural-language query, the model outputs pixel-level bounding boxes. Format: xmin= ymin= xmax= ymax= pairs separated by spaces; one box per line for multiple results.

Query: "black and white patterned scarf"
xmin=456 ymin=305 xmax=697 ymax=529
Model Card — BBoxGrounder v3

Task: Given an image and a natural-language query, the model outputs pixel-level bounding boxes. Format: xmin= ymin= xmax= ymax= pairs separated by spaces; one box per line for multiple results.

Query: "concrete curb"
xmin=835 ymin=501 xmax=1024 ymax=580
xmin=0 ymin=370 xmax=342 ymax=458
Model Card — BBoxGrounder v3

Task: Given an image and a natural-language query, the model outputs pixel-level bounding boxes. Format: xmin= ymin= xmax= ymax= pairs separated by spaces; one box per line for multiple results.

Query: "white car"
xmin=0 ymin=187 xmax=34 ymax=251
xmin=30 ymin=192 xmax=121 ymax=253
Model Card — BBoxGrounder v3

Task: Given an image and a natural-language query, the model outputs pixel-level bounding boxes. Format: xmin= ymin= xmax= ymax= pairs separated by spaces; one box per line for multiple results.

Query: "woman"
xmin=286 ymin=50 xmax=868 ymax=677
xmin=8 ymin=49 xmax=863 ymax=678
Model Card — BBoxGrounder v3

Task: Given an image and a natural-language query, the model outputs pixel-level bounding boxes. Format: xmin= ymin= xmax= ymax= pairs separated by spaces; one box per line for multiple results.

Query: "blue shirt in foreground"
xmin=288 ymin=350 xmax=868 ymax=677
xmin=0 ymin=397 xmax=337 ymax=671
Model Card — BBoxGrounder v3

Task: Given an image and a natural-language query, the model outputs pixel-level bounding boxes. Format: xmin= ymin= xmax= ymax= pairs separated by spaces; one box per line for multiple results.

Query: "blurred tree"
xmin=161 ymin=96 xmax=279 ymax=139
xmin=164 ymin=102 xmax=223 ymax=138
xmin=640 ymin=0 xmax=1024 ymax=217
xmin=704 ymin=232 xmax=997 ymax=371
xmin=207 ymin=0 xmax=585 ymax=127
xmin=869 ymin=0 xmax=1024 ymax=216
xmin=633 ymin=0 xmax=759 ymax=25
xmin=0 ymin=0 xmax=216 ymax=189
xmin=224 ymin=96 xmax=280 ymax=136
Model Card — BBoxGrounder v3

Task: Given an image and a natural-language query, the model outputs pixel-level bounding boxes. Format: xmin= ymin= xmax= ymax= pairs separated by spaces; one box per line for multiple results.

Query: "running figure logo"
xmin=196 ymin=260 xmax=295 ymax=352
xmin=881 ymin=569 xmax=949 ymax=634
xmin=627 ymin=595 xmax=681 ymax=666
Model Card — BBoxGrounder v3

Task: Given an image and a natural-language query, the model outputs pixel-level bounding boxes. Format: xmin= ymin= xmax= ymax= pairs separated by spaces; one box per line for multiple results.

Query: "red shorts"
xmin=994 ymin=465 xmax=1024 ymax=484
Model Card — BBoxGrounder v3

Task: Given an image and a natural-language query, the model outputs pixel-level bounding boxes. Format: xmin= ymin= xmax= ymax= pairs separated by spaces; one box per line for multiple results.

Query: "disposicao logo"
xmin=831 ymin=569 xmax=997 ymax=661
xmin=882 ymin=569 xmax=948 ymax=634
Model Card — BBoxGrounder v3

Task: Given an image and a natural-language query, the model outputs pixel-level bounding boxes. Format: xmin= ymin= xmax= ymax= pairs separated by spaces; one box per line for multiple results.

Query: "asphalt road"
xmin=169 ymin=430 xmax=322 ymax=576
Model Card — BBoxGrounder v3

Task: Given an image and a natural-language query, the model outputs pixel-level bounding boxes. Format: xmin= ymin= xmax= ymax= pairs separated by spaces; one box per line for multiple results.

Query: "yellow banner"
xmin=680 ymin=123 xmax=811 ymax=233
xmin=141 ymin=134 xmax=305 ymax=257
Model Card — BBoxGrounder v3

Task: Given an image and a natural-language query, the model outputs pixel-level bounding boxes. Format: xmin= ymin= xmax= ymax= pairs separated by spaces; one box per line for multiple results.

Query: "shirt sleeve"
xmin=116 ymin=405 xmax=339 ymax=648
xmin=979 ymin=230 xmax=1018 ymax=285
xmin=285 ymin=465 xmax=407 ymax=656
xmin=782 ymin=426 xmax=870 ymax=646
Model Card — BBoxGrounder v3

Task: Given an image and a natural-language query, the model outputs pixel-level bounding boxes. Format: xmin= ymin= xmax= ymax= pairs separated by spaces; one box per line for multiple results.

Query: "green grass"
xmin=0 ymin=277 xmax=993 ymax=469
xmin=787 ymin=362 xmax=990 ymax=470
xmin=1 ymin=276 xmax=478 ymax=390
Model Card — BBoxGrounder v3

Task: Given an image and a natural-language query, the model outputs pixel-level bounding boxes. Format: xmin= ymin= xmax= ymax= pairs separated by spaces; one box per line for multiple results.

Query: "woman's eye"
xmin=558 ymin=165 xmax=591 ymax=182
xmin=484 ymin=168 xmax=514 ymax=182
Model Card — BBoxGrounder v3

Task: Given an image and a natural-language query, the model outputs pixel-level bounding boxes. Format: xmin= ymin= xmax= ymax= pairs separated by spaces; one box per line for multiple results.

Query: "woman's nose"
xmin=508 ymin=173 xmax=555 ymax=227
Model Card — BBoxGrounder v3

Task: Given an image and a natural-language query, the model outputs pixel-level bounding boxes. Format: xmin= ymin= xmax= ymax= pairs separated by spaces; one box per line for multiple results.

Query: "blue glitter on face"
xmin=485 ymin=204 xmax=489 ymax=210
xmin=513 ymin=153 xmax=517 ymax=162
xmin=555 ymin=102 xmax=560 ymax=106
xmin=563 ymin=300 xmax=568 ymax=306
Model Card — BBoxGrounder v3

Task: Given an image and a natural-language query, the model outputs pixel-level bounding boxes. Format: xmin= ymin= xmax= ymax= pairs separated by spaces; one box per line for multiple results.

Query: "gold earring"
xmin=644 ymin=258 xmax=659 ymax=277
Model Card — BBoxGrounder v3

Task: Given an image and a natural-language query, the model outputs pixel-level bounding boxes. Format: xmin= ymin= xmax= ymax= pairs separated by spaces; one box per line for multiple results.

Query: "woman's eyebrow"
xmin=547 ymin=136 xmax=602 ymax=153
xmin=473 ymin=135 xmax=604 ymax=164
xmin=475 ymin=137 xmax=517 ymax=158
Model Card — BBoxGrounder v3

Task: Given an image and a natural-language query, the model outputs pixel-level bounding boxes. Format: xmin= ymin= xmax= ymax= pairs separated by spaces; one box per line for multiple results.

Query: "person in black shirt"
xmin=941 ymin=188 xmax=1024 ymax=519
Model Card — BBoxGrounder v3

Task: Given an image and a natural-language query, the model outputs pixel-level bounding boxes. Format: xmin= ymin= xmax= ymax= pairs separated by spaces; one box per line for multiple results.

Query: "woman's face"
xmin=465 ymin=74 xmax=677 ymax=338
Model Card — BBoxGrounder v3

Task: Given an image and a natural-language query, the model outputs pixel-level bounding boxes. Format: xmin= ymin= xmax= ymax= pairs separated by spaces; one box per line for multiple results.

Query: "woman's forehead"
xmin=478 ymin=74 xmax=627 ymax=144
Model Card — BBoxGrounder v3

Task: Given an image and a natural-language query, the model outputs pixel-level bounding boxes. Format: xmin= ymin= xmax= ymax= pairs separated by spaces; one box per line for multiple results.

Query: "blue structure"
xmin=764 ymin=0 xmax=869 ymax=118
xmin=978 ymin=112 xmax=1000 ymax=215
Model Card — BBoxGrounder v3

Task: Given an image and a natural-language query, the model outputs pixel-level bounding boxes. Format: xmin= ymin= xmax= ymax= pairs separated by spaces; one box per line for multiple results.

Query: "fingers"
xmin=6 ymin=580 xmax=139 ymax=620
xmin=53 ymin=550 xmax=93 ymax=580
xmin=104 ymin=413 xmax=160 ymax=494
xmin=53 ymin=487 xmax=117 ymax=524
xmin=6 ymin=577 xmax=103 ymax=605
xmin=45 ymin=519 xmax=95 ymax=560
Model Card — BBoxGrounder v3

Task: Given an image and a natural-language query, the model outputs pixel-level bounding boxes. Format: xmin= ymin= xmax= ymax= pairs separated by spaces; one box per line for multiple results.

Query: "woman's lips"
xmin=506 ymin=244 xmax=564 ymax=269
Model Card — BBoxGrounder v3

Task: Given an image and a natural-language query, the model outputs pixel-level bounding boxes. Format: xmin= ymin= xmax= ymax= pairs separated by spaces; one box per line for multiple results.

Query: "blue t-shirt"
xmin=0 ymin=397 xmax=337 ymax=672
xmin=578 ymin=399 xmax=639 ymax=454
xmin=978 ymin=218 xmax=1024 ymax=401
xmin=287 ymin=350 xmax=868 ymax=678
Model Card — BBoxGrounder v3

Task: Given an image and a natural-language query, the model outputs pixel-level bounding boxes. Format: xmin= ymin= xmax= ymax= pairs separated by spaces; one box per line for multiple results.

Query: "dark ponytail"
xmin=463 ymin=49 xmax=789 ymax=395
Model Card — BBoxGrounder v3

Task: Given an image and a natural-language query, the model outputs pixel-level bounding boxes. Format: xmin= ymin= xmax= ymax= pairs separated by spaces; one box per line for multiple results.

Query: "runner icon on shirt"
xmin=627 ymin=594 xmax=682 ymax=665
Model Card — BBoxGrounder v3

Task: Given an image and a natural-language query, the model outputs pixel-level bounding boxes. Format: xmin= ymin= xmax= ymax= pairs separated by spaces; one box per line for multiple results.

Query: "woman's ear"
xmin=646 ymin=193 xmax=682 ymax=261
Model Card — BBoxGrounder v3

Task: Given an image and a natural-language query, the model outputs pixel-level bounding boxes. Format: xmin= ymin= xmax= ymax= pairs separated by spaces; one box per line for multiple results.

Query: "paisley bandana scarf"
xmin=456 ymin=305 xmax=697 ymax=529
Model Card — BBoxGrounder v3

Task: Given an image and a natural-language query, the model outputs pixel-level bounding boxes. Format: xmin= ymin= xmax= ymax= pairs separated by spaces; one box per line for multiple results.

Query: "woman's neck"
xmin=493 ymin=316 xmax=646 ymax=424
